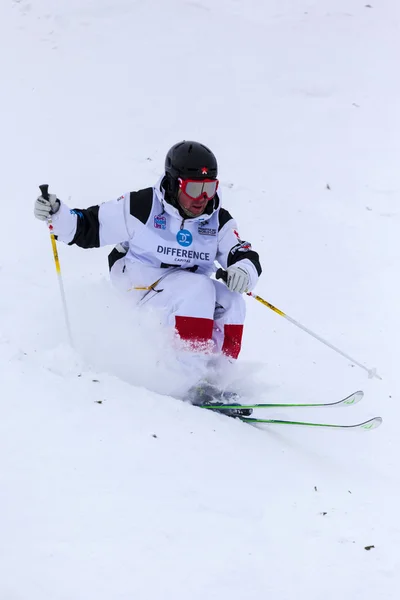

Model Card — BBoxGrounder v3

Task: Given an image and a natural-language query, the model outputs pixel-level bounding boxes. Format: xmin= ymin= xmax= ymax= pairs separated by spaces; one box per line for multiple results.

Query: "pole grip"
xmin=39 ymin=184 xmax=49 ymax=200
xmin=216 ymin=268 xmax=228 ymax=283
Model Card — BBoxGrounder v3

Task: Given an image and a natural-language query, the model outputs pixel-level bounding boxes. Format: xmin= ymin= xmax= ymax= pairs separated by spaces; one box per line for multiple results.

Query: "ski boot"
xmin=188 ymin=382 xmax=253 ymax=418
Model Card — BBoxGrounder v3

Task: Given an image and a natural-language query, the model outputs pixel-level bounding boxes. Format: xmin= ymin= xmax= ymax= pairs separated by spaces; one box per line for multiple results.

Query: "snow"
xmin=1 ymin=0 xmax=400 ymax=597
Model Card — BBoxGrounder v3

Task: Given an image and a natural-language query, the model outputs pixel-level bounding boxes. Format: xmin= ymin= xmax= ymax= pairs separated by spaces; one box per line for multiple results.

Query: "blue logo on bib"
xmin=176 ymin=229 xmax=193 ymax=247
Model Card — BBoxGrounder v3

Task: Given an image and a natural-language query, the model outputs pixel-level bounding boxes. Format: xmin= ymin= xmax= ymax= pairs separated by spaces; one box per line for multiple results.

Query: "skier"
xmin=34 ymin=141 xmax=262 ymax=414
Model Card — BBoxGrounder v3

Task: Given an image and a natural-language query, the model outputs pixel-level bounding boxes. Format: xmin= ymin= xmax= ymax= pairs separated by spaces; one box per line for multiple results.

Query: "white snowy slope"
xmin=1 ymin=0 xmax=400 ymax=598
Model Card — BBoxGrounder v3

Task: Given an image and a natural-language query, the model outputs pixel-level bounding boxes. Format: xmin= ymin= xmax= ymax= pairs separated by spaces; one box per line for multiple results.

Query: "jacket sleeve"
xmin=49 ymin=193 xmax=134 ymax=248
xmin=216 ymin=208 xmax=262 ymax=291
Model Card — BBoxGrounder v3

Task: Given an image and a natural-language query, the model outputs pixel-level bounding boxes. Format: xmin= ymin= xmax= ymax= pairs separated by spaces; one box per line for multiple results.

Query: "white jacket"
xmin=50 ymin=179 xmax=262 ymax=289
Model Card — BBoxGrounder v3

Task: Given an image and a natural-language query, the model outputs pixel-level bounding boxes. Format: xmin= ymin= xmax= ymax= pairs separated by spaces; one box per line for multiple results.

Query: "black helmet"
xmin=165 ymin=141 xmax=218 ymax=181
xmin=163 ymin=141 xmax=218 ymax=201
xmin=162 ymin=141 xmax=218 ymax=212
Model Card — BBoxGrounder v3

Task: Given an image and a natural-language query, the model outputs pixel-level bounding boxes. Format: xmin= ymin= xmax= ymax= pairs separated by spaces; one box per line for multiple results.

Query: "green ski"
xmin=238 ymin=416 xmax=382 ymax=430
xmin=201 ymin=390 xmax=363 ymax=411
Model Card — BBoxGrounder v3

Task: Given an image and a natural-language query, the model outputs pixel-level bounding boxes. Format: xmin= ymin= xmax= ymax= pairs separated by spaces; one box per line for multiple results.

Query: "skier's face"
xmin=177 ymin=188 xmax=209 ymax=217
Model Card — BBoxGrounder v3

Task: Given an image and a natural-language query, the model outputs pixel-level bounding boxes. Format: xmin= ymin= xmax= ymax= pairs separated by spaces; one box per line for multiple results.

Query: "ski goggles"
xmin=178 ymin=178 xmax=219 ymax=200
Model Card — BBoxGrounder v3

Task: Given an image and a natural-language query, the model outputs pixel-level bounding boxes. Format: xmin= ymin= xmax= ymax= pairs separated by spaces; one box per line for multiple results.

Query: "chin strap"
xmin=161 ymin=174 xmax=179 ymax=205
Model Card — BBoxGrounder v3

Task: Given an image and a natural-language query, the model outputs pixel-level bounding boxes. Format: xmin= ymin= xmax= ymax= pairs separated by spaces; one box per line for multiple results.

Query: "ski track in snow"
xmin=1 ymin=0 xmax=400 ymax=598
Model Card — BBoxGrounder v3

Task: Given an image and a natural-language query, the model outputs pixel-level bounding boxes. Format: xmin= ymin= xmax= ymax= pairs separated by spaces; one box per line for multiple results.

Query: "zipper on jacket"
xmin=180 ymin=217 xmax=185 ymax=230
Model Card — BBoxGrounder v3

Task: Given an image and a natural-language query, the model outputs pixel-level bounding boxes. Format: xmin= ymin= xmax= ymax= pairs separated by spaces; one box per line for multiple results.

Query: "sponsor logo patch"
xmin=176 ymin=229 xmax=193 ymax=247
xmin=230 ymin=241 xmax=252 ymax=254
xmin=198 ymin=225 xmax=217 ymax=236
xmin=70 ymin=209 xmax=83 ymax=218
xmin=231 ymin=228 xmax=251 ymax=253
xmin=154 ymin=214 xmax=166 ymax=230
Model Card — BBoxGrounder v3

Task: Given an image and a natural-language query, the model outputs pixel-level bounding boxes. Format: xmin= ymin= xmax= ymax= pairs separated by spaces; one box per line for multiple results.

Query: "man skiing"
xmin=34 ymin=141 xmax=262 ymax=413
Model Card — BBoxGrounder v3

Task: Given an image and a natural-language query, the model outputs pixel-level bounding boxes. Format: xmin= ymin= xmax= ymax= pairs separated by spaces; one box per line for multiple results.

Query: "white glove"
xmin=226 ymin=264 xmax=250 ymax=294
xmin=34 ymin=193 xmax=60 ymax=221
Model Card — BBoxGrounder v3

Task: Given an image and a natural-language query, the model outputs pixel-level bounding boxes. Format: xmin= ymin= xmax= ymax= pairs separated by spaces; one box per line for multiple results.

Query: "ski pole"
xmin=39 ymin=184 xmax=74 ymax=348
xmin=216 ymin=268 xmax=381 ymax=380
